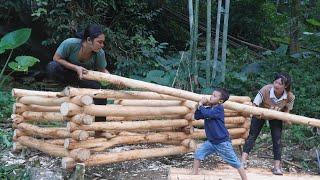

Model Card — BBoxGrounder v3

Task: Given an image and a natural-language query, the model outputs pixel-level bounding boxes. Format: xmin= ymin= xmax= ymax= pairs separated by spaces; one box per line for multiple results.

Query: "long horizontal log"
xmin=82 ymin=71 xmax=250 ymax=103
xmin=67 ymin=119 xmax=190 ymax=132
xmin=106 ymin=115 xmax=185 ymax=121
xmin=61 ymin=103 xmax=190 ymax=117
xmin=17 ymin=136 xmax=91 ymax=161
xmin=62 ymin=145 xmax=192 ymax=169
xmin=17 ymin=95 xmax=93 ymax=107
xmin=191 ymin=128 xmax=247 ymax=139
xmin=17 ymin=123 xmax=70 ymax=139
xmin=17 ymin=136 xmax=69 ymax=157
xmin=115 ymin=99 xmax=183 ymax=106
xmin=21 ymin=111 xmax=67 ymax=121
xmin=63 ymin=86 xmax=250 ymax=103
xmin=191 ymin=117 xmax=246 ymax=127
xmin=193 ymin=121 xmax=243 ymax=129
xmin=87 ymin=71 xmax=318 ymax=127
xmin=12 ymin=88 xmax=63 ymax=98
xmin=224 ymin=101 xmax=320 ymax=128
xmin=13 ymin=103 xmax=60 ymax=114
xmin=63 ymin=87 xmax=184 ymax=100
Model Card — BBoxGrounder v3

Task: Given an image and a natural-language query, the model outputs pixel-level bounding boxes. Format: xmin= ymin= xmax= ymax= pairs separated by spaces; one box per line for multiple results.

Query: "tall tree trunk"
xmin=289 ymin=0 xmax=300 ymax=54
xmin=221 ymin=0 xmax=230 ymax=82
xmin=212 ymin=0 xmax=222 ymax=82
xmin=192 ymin=0 xmax=200 ymax=89
xmin=205 ymin=0 xmax=212 ymax=86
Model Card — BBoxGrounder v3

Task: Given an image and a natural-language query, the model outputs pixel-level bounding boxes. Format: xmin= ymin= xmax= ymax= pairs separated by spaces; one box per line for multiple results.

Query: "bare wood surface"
xmin=12 ymin=88 xmax=62 ymax=98
xmin=62 ymin=145 xmax=192 ymax=169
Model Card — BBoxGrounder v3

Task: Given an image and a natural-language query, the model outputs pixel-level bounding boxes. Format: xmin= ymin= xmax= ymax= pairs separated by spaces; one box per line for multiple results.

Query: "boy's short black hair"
xmin=215 ymin=88 xmax=230 ymax=102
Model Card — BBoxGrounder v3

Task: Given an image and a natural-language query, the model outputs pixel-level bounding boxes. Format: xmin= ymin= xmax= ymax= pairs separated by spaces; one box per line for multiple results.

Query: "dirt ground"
xmin=2 ymin=142 xmax=319 ymax=179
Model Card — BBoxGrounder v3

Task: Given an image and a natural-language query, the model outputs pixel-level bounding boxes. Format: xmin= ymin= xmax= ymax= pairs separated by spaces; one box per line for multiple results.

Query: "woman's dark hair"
xmin=216 ymin=88 xmax=230 ymax=103
xmin=274 ymin=72 xmax=292 ymax=92
xmin=75 ymin=24 xmax=103 ymax=42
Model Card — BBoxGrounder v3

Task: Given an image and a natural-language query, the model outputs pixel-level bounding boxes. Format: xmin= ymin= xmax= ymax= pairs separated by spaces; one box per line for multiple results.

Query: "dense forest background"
xmin=0 ymin=0 xmax=319 ymax=177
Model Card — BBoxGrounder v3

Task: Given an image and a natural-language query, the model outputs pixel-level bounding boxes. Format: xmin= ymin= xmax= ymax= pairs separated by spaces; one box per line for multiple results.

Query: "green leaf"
xmin=0 ymin=28 xmax=31 ymax=50
xmin=146 ymin=70 xmax=165 ymax=78
xmin=15 ymin=56 xmax=39 ymax=67
xmin=306 ymin=18 xmax=320 ymax=27
xmin=8 ymin=56 xmax=39 ymax=72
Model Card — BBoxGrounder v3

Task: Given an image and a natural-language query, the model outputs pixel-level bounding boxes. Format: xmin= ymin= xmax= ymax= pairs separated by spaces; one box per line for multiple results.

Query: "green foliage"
xmin=8 ymin=56 xmax=40 ymax=72
xmin=0 ymin=164 xmax=29 ymax=179
xmin=0 ymin=28 xmax=31 ymax=53
xmin=0 ymin=90 xmax=14 ymax=121
xmin=0 ymin=28 xmax=39 ymax=87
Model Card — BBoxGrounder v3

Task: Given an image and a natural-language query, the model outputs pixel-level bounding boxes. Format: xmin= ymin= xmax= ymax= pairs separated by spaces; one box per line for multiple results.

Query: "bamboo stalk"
xmin=12 ymin=88 xmax=62 ymax=98
xmin=62 ymin=145 xmax=192 ymax=169
xmin=61 ymin=103 xmax=190 ymax=117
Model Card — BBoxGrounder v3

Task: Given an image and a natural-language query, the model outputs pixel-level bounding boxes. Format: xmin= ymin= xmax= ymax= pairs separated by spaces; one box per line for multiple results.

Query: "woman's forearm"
xmin=53 ymin=55 xmax=79 ymax=71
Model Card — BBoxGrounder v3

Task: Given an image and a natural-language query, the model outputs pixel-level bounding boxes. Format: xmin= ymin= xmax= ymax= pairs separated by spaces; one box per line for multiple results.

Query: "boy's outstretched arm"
xmin=198 ymin=106 xmax=222 ymax=119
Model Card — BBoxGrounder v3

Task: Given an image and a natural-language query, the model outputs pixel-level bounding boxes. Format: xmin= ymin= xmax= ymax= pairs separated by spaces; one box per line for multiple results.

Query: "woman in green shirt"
xmin=47 ymin=24 xmax=109 ymax=106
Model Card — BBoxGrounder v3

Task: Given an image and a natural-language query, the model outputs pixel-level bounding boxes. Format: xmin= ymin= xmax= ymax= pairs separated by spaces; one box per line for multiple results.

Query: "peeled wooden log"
xmin=191 ymin=128 xmax=247 ymax=139
xmin=224 ymin=101 xmax=320 ymax=128
xmin=17 ymin=96 xmax=69 ymax=106
xmin=12 ymin=88 xmax=62 ymax=98
xmin=61 ymin=103 xmax=190 ymax=117
xmin=82 ymin=71 xmax=250 ymax=103
xmin=69 ymin=148 xmax=91 ymax=162
xmin=21 ymin=111 xmax=67 ymax=122
xmin=181 ymin=139 xmax=197 ymax=150
xmin=71 ymin=130 xmax=90 ymax=141
xmin=17 ymin=123 xmax=70 ymax=139
xmin=64 ymin=138 xmax=108 ymax=149
xmin=62 ymin=145 xmax=192 ymax=169
xmin=70 ymin=114 xmax=94 ymax=125
xmin=17 ymin=136 xmax=91 ymax=160
xmin=115 ymin=99 xmax=183 ymax=107
xmin=106 ymin=115 xmax=184 ymax=121
xmin=67 ymin=119 xmax=189 ymax=132
xmin=17 ymin=136 xmax=69 ymax=157
xmin=63 ymin=87 xmax=184 ymax=100
xmin=11 ymin=114 xmax=24 ymax=124
xmin=83 ymin=71 xmax=320 ymax=127
xmin=17 ymin=95 xmax=93 ymax=107
xmin=192 ymin=121 xmax=242 ymax=129
xmin=13 ymin=103 xmax=60 ymax=114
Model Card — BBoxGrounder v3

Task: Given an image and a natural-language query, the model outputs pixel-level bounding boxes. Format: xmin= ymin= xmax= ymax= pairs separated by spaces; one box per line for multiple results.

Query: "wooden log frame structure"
xmin=82 ymin=70 xmax=320 ymax=128
xmin=10 ymin=84 xmax=254 ymax=169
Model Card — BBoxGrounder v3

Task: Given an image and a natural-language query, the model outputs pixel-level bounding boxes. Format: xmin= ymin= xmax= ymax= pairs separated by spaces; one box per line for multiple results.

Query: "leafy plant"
xmin=0 ymin=28 xmax=39 ymax=87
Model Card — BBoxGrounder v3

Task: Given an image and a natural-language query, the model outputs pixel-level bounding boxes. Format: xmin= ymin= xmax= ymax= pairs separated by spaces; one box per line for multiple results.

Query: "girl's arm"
xmin=53 ymin=53 xmax=87 ymax=79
